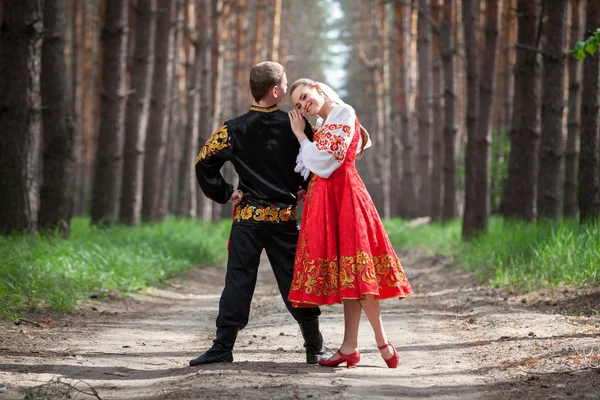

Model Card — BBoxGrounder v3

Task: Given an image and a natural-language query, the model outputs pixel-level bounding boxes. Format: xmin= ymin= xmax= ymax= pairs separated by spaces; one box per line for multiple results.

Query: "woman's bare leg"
xmin=360 ymin=294 xmax=393 ymax=359
xmin=327 ymin=299 xmax=361 ymax=360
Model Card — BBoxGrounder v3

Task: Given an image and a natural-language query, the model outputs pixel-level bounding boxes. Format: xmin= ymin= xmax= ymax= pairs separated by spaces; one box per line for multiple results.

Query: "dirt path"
xmin=1 ymin=250 xmax=599 ymax=399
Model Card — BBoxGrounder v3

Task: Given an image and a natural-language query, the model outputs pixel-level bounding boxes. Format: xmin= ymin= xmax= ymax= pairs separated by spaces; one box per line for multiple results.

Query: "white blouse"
xmin=296 ymin=104 xmax=371 ymax=179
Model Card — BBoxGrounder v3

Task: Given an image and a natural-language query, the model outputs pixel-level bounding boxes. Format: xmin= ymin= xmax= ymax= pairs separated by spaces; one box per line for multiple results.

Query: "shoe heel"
xmin=346 ymin=351 xmax=360 ymax=368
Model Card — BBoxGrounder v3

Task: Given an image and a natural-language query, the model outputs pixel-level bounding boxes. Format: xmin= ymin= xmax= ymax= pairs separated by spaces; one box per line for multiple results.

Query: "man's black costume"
xmin=191 ymin=104 xmax=325 ymax=365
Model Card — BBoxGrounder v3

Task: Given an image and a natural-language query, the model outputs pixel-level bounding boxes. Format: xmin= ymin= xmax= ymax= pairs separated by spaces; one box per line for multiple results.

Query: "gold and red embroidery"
xmin=291 ymin=240 xmax=410 ymax=302
xmin=196 ymin=125 xmax=231 ymax=164
xmin=233 ymin=204 xmax=297 ymax=223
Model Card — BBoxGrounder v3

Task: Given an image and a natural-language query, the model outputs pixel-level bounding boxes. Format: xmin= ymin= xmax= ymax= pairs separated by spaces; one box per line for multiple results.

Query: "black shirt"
xmin=195 ymin=104 xmax=314 ymax=224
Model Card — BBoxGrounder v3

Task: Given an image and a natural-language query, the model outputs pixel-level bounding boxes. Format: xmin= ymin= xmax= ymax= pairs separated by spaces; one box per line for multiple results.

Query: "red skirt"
xmin=288 ymin=166 xmax=413 ymax=307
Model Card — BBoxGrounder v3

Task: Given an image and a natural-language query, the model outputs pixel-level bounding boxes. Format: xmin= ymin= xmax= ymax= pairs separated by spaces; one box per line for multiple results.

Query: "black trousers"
xmin=216 ymin=223 xmax=321 ymax=329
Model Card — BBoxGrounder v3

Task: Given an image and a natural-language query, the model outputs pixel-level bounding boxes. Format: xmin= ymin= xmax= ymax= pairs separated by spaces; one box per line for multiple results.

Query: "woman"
xmin=287 ymin=78 xmax=413 ymax=369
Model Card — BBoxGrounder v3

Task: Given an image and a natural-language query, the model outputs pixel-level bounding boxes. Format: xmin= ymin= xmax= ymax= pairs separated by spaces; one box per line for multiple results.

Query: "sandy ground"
xmin=1 ymin=250 xmax=599 ymax=399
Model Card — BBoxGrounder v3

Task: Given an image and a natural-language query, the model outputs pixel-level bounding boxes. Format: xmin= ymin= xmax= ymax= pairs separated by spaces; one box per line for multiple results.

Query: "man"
xmin=190 ymin=61 xmax=326 ymax=366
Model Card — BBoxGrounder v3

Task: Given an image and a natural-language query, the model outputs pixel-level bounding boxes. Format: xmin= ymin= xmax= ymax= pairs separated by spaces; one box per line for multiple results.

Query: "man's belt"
xmin=233 ymin=204 xmax=297 ymax=223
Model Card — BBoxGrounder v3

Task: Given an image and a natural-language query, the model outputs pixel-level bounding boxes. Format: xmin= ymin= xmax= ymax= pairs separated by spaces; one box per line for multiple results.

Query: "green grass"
xmin=385 ymin=217 xmax=600 ymax=291
xmin=3 ymin=215 xmax=598 ymax=317
xmin=0 ymin=218 xmax=230 ymax=317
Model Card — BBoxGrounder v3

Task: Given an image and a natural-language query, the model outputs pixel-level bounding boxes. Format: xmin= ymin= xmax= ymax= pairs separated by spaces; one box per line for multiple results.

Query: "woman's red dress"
xmin=288 ymin=116 xmax=413 ymax=307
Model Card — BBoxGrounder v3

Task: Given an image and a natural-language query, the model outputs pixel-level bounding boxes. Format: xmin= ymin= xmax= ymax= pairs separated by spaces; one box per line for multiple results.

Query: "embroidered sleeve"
xmin=300 ymin=104 xmax=356 ymax=179
xmin=195 ymin=124 xmax=234 ymax=204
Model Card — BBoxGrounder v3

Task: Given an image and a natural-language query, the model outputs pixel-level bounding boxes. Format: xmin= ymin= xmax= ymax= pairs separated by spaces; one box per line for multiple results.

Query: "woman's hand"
xmin=288 ymin=109 xmax=308 ymax=144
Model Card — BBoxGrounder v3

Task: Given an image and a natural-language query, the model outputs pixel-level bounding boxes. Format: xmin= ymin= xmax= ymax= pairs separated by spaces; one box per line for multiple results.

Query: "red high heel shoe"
xmin=378 ymin=337 xmax=399 ymax=368
xmin=318 ymin=349 xmax=361 ymax=368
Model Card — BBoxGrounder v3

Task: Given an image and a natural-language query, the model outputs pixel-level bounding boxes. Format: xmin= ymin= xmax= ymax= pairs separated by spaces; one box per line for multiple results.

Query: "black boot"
xmin=299 ymin=318 xmax=327 ymax=364
xmin=189 ymin=327 xmax=239 ymax=366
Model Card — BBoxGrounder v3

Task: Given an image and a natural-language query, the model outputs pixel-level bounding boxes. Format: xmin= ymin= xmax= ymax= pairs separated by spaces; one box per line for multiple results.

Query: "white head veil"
xmin=315 ymin=82 xmax=343 ymax=128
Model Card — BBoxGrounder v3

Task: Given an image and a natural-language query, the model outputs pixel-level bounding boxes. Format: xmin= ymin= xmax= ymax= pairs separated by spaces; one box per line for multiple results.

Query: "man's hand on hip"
xmin=229 ymin=190 xmax=244 ymax=205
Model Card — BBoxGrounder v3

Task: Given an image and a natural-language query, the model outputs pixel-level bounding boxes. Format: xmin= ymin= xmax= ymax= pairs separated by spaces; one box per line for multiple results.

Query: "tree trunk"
xmin=159 ymin=0 xmax=184 ymax=220
xmin=196 ymin=0 xmax=212 ymax=220
xmin=503 ymin=0 xmax=541 ymax=221
xmin=537 ymin=0 xmax=567 ymax=219
xmin=394 ymin=2 xmax=417 ymax=218
xmin=39 ymin=0 xmax=77 ymax=234
xmin=502 ymin=0 xmax=517 ymax=130
xmin=417 ymin=0 xmax=432 ymax=217
xmin=176 ymin=3 xmax=203 ymax=218
xmin=461 ymin=0 xmax=482 ymax=237
xmin=90 ymin=0 xmax=129 ymax=225
xmin=142 ymin=0 xmax=175 ymax=221
xmin=0 ymin=0 xmax=44 ymax=234
xmin=378 ymin=2 xmax=392 ymax=219
xmin=78 ymin=1 xmax=101 ymax=216
xmin=391 ymin=2 xmax=404 ymax=217
xmin=279 ymin=0 xmax=290 ymax=69
xmin=233 ymin=0 xmax=248 ymax=117
xmin=441 ymin=0 xmax=458 ymax=221
xmin=119 ymin=0 xmax=156 ymax=225
xmin=430 ymin=0 xmax=443 ymax=221
xmin=252 ymin=0 xmax=266 ymax=65
xmin=71 ymin=0 xmax=85 ymax=216
xmin=270 ymin=0 xmax=281 ymax=62
xmin=578 ymin=0 xmax=600 ymax=223
xmin=206 ymin=0 xmax=224 ymax=221
xmin=358 ymin=0 xmax=383 ymax=213
xmin=563 ymin=0 xmax=583 ymax=218
xmin=473 ymin=0 xmax=501 ymax=231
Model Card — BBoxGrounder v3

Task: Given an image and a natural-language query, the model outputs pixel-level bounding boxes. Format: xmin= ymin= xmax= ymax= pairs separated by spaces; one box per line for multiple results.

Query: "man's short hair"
xmin=249 ymin=61 xmax=285 ymax=102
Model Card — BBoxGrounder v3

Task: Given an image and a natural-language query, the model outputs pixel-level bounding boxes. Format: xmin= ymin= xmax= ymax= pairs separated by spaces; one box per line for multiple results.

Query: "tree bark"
xmin=71 ymin=0 xmax=85 ymax=216
xmin=159 ymin=0 xmax=184 ymax=220
xmin=206 ymin=0 xmax=224 ymax=221
xmin=578 ymin=0 xmax=600 ymax=223
xmin=391 ymin=2 xmax=407 ymax=217
xmin=252 ymin=0 xmax=266 ymax=65
xmin=91 ymin=0 xmax=129 ymax=225
xmin=177 ymin=1 xmax=206 ymax=217
xmin=537 ymin=0 xmax=567 ymax=219
xmin=395 ymin=2 xmax=417 ymax=218
xmin=270 ymin=0 xmax=281 ymax=62
xmin=358 ymin=0 xmax=383 ymax=213
xmin=503 ymin=0 xmax=541 ymax=221
xmin=233 ymin=0 xmax=248 ymax=117
xmin=441 ymin=0 xmax=458 ymax=221
xmin=378 ymin=2 xmax=392 ymax=219
xmin=563 ymin=0 xmax=583 ymax=218
xmin=0 ymin=0 xmax=44 ymax=234
xmin=502 ymin=0 xmax=517 ymax=130
xmin=142 ymin=0 xmax=175 ymax=221
xmin=417 ymin=0 xmax=433 ymax=217
xmin=119 ymin=0 xmax=156 ymax=225
xmin=39 ymin=0 xmax=77 ymax=234
xmin=177 ymin=0 xmax=204 ymax=218
xmin=461 ymin=0 xmax=482 ymax=237
xmin=430 ymin=0 xmax=444 ymax=221
xmin=196 ymin=0 xmax=212 ymax=220
xmin=78 ymin=1 xmax=101 ymax=217
xmin=473 ymin=0 xmax=501 ymax=231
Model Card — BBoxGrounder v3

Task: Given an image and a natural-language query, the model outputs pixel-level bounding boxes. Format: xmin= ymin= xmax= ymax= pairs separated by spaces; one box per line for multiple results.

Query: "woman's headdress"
xmin=315 ymin=81 xmax=343 ymax=128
